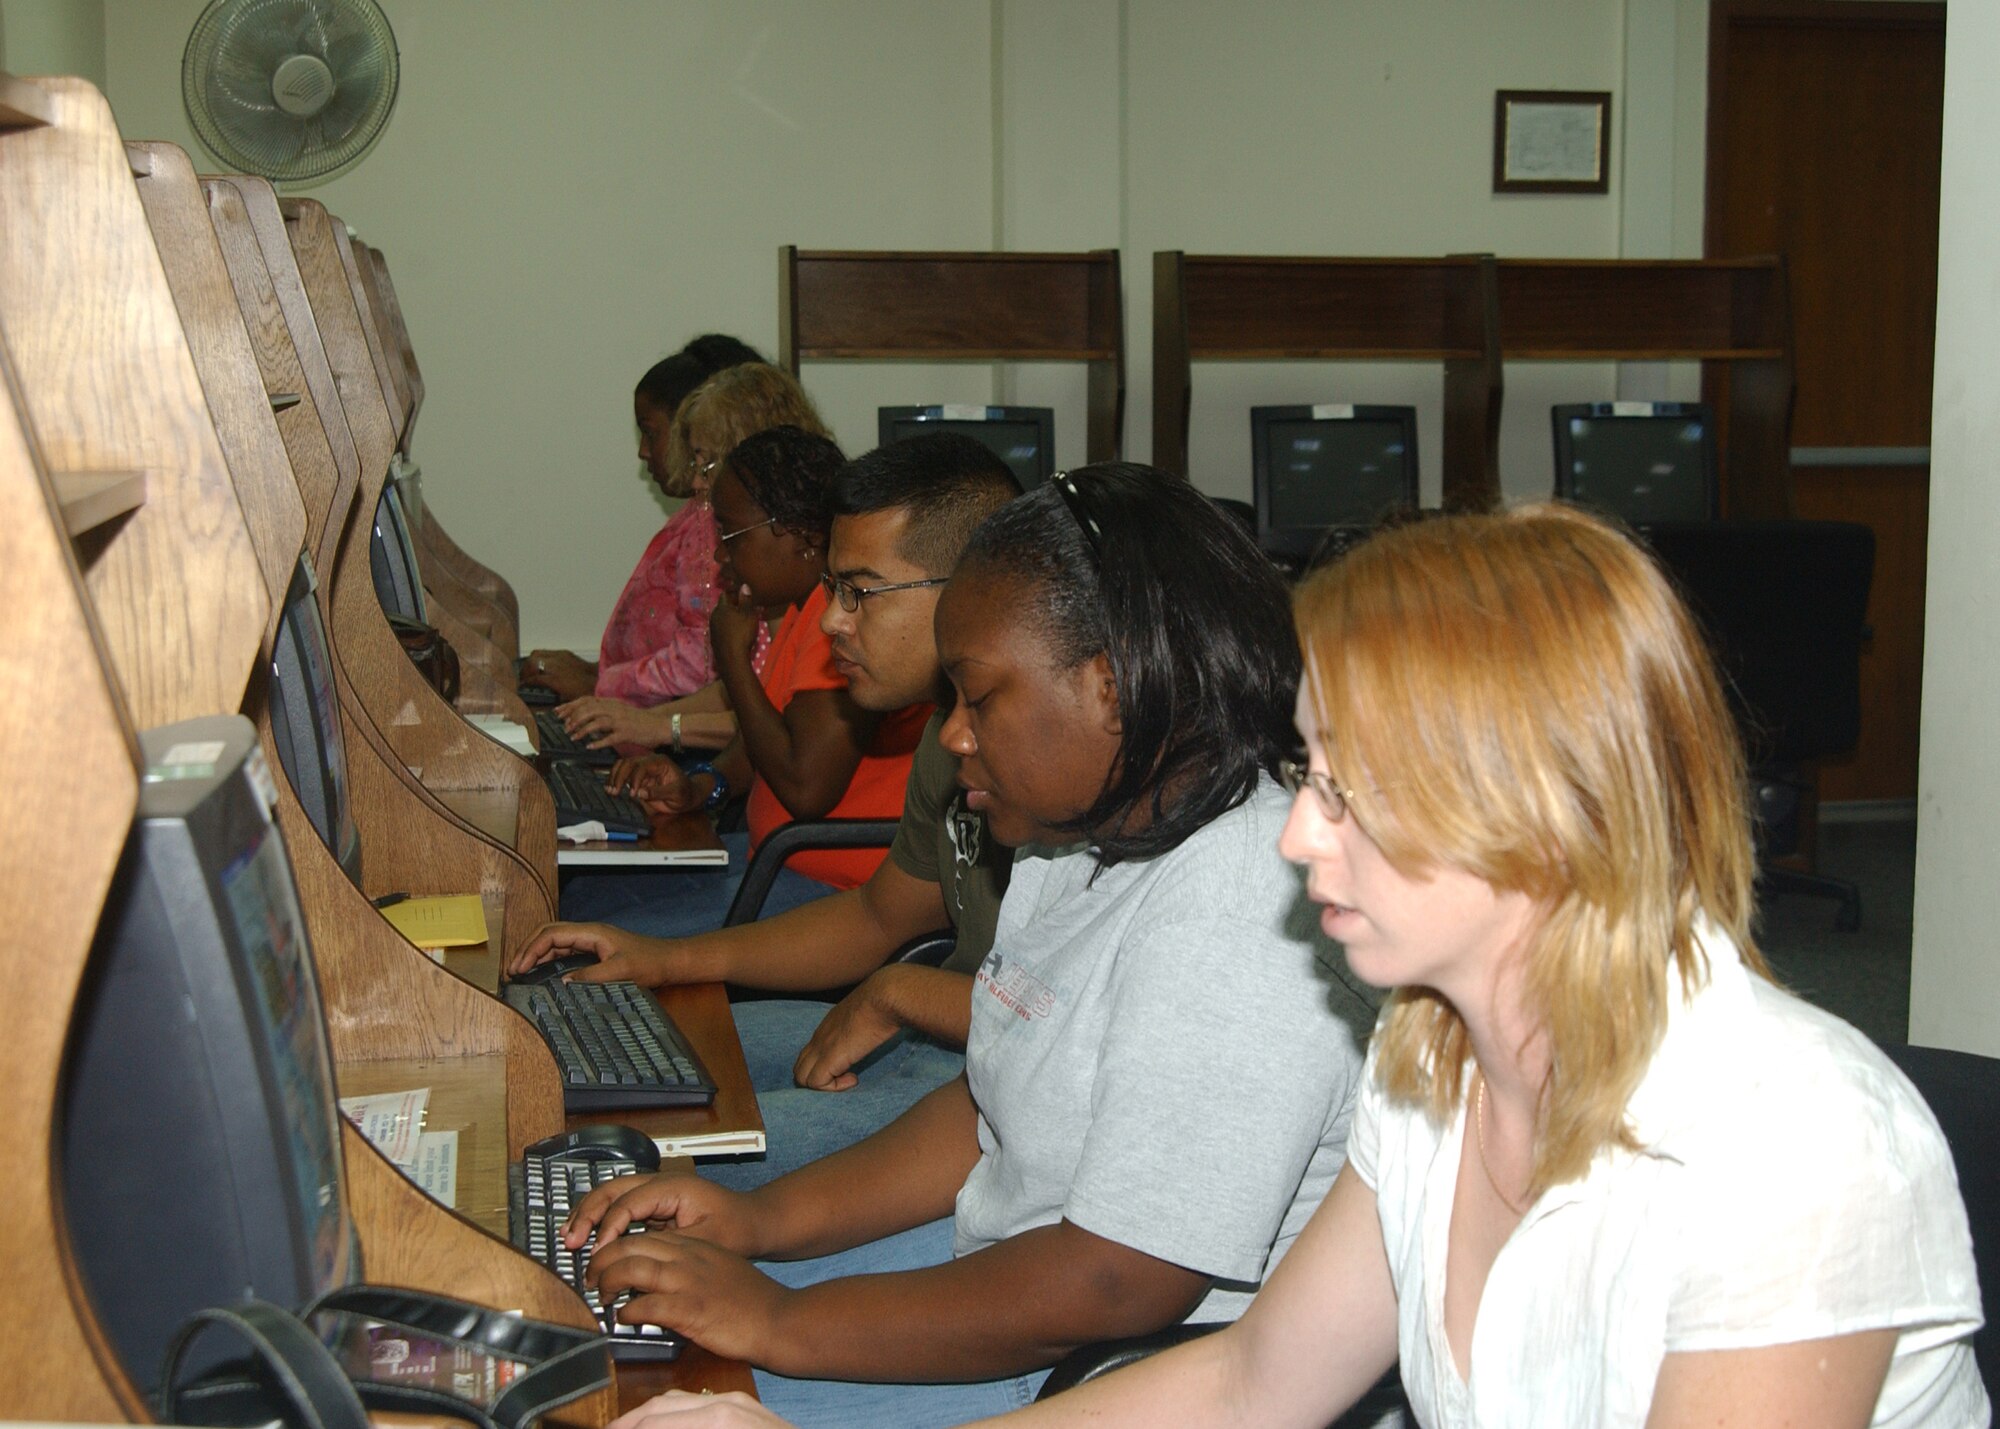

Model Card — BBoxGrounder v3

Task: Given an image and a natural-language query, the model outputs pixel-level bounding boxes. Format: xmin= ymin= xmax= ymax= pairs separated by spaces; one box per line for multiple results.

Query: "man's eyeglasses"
xmin=820 ymin=572 xmax=949 ymax=613
xmin=1278 ymin=759 xmax=1356 ymax=823
xmin=717 ymin=515 xmax=777 ymax=546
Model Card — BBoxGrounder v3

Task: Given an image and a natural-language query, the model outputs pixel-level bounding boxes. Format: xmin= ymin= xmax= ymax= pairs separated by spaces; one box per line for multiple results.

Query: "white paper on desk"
xmin=339 ymin=1087 xmax=430 ymax=1166
xmin=558 ymin=820 xmax=609 ymax=843
xmin=406 ymin=1130 xmax=459 ymax=1207
xmin=466 ymin=713 xmax=535 ymax=757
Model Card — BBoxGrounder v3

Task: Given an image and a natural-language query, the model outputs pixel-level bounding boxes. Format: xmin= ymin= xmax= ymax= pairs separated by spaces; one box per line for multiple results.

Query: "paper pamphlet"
xmin=339 ymin=1087 xmax=430 ymax=1165
xmin=380 ymin=893 xmax=490 ymax=948
xmin=338 ymin=1088 xmax=459 ymax=1208
xmin=408 ymin=1130 xmax=459 ymax=1206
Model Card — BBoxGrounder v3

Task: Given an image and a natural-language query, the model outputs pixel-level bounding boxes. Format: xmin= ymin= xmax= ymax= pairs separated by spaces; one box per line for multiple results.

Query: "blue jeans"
xmin=702 ymin=1000 xmax=967 ymax=1191
xmin=751 ymin=1216 xmax=1050 ymax=1426
xmin=557 ymin=831 xmax=837 ymax=936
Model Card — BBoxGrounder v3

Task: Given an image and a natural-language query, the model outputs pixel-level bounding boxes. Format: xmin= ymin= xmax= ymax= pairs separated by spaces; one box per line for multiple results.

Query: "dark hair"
xmin=680 ymin=333 xmax=765 ymax=372
xmin=959 ymin=463 xmax=1300 ymax=866
xmin=725 ymin=425 xmax=846 ymax=543
xmin=830 ymin=434 xmax=1022 ymax=575
xmin=633 ymin=352 xmax=709 ymax=415
xmin=635 ymin=334 xmax=765 ymax=414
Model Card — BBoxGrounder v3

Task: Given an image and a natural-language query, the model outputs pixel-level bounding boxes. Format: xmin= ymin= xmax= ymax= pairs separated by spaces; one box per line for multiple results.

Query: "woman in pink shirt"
xmin=522 ymin=336 xmax=761 ymax=704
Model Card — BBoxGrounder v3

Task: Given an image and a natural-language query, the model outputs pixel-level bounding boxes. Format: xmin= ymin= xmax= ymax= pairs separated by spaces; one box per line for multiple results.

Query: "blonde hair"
xmin=1294 ymin=504 xmax=1766 ymax=1195
xmin=662 ymin=363 xmax=830 ymax=499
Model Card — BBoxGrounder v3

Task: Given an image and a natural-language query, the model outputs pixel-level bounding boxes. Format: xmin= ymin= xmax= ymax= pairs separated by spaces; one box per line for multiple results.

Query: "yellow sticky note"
xmin=378 ymin=894 xmax=490 ymax=949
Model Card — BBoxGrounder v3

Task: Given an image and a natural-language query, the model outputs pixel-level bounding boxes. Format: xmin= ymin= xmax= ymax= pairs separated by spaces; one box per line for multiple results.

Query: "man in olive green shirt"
xmin=511 ymin=435 xmax=1019 ymax=1180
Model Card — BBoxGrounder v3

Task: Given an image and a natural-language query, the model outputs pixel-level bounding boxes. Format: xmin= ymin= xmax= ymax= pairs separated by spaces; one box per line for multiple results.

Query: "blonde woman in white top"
xmin=611 ymin=504 xmax=1986 ymax=1429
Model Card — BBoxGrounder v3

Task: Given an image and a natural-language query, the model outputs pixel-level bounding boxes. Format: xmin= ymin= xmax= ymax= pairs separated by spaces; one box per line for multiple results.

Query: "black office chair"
xmin=1036 ymin=1322 xmax=1407 ymax=1422
xmin=1642 ymin=521 xmax=1875 ymax=931
xmin=1885 ymin=1043 xmax=1999 ymax=1393
xmin=721 ymin=818 xmax=957 ymax=995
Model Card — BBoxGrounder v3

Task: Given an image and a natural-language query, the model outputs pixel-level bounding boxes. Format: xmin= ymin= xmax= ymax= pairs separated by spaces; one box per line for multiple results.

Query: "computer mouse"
xmin=511 ymin=951 xmax=601 ymax=984
xmin=524 ymin=1123 xmax=661 ymax=1171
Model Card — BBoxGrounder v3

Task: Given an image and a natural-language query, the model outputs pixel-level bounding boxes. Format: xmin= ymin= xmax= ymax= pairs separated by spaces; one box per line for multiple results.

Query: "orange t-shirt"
xmin=744 ymin=584 xmax=932 ymax=889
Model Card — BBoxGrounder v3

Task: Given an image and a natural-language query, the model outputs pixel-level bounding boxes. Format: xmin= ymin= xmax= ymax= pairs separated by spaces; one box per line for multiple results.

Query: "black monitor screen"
xmin=1251 ymin=406 xmax=1419 ymax=556
xmin=270 ymin=557 xmax=360 ymax=881
xmin=879 ymin=406 xmax=1054 ymax=488
xmin=370 ymin=487 xmax=426 ymax=622
xmin=1555 ymin=404 xmax=1717 ymax=523
xmin=62 ymin=715 xmax=354 ymax=1389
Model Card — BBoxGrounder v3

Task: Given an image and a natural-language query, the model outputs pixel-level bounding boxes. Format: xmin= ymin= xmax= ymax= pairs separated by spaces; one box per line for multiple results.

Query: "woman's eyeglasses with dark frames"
xmin=716 ymin=515 xmax=778 ymax=545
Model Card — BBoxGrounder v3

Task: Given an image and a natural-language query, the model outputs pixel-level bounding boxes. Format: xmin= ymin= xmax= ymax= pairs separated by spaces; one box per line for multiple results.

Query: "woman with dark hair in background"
xmin=521 ymin=333 xmax=762 ymax=703
xmin=552 ymin=465 xmax=1374 ymax=1427
xmin=558 ymin=425 xmax=932 ymax=935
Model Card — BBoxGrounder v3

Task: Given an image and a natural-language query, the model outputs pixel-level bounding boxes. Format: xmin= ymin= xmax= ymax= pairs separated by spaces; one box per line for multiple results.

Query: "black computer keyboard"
xmin=509 ymin=1126 xmax=684 ymax=1361
xmin=518 ymin=683 xmax=561 ymax=708
xmin=545 ymin=760 xmax=651 ymax=835
xmin=501 ymin=977 xmax=717 ymax=1112
xmin=534 ymin=710 xmax=616 ymax=766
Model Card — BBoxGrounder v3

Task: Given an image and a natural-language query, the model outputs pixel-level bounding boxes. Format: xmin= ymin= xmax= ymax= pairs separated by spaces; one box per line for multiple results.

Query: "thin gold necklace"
xmin=1473 ymin=1073 xmax=1528 ymax=1215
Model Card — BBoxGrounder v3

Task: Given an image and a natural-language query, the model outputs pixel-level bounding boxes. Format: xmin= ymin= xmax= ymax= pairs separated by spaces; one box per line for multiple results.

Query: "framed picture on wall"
xmin=1493 ymin=90 xmax=1612 ymax=194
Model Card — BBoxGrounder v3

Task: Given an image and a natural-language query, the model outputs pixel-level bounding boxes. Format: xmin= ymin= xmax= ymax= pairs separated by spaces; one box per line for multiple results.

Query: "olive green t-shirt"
xmin=885 ymin=710 xmax=1011 ymax=974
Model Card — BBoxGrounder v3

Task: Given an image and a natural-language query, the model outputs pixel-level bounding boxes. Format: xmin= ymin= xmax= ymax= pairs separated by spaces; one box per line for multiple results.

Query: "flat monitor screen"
xmin=269 ymin=556 xmax=361 ymax=881
xmin=1251 ymin=405 xmax=1419 ymax=556
xmin=1552 ymin=402 xmax=1718 ymax=524
xmin=878 ymin=405 xmax=1054 ymax=489
xmin=370 ymin=486 xmax=426 ymax=622
xmin=61 ymin=715 xmax=354 ymax=1389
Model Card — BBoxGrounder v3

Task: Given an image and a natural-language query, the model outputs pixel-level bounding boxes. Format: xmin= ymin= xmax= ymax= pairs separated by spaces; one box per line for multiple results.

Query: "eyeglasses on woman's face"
xmin=819 ymin=572 xmax=950 ymax=613
xmin=1279 ymin=758 xmax=1355 ymax=823
xmin=717 ymin=515 xmax=778 ymax=546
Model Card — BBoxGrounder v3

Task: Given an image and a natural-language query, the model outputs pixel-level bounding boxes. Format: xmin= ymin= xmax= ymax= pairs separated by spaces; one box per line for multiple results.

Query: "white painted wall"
xmin=1909 ymin=0 xmax=2000 ymax=1058
xmin=90 ymin=0 xmax=1691 ymax=650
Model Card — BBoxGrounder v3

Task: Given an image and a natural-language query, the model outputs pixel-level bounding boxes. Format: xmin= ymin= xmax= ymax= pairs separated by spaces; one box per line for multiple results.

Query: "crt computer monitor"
xmin=267 ymin=554 xmax=362 ymax=883
xmin=878 ymin=405 xmax=1054 ymax=489
xmin=369 ymin=484 xmax=426 ymax=622
xmin=60 ymin=713 xmax=356 ymax=1390
xmin=1551 ymin=400 xmax=1719 ymax=524
xmin=1250 ymin=404 xmax=1420 ymax=559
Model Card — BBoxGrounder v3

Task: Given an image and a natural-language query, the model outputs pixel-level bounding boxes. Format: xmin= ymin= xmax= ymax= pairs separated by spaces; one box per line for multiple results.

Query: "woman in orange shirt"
xmin=557 ymin=425 xmax=931 ymax=937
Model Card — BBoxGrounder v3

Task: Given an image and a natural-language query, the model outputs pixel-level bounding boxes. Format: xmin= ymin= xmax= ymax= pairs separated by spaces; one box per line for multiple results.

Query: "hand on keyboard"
xmin=509 ymin=920 xmax=704 ymax=989
xmin=607 ymin=753 xmax=705 ymax=813
xmin=566 ymin=1168 xmax=767 ymax=1257
xmin=557 ymin=695 xmax=662 ymax=752
xmin=583 ymin=1226 xmax=790 ymax=1368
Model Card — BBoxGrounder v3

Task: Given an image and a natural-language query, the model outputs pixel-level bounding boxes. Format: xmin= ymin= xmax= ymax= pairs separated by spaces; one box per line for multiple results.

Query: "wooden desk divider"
xmin=779 ymin=246 xmax=1126 ymax=463
xmin=0 ymin=332 xmax=149 ymax=1421
xmin=137 ymin=146 xmax=558 ymax=966
xmin=1151 ymin=252 xmax=1503 ymax=510
xmin=1492 ymin=256 xmax=1796 ymax=517
xmin=264 ymin=191 xmax=561 ymax=897
xmin=0 ymin=78 xmax=605 ymax=1422
xmin=335 ymin=221 xmax=521 ymax=660
xmin=200 ymin=177 xmax=560 ymax=951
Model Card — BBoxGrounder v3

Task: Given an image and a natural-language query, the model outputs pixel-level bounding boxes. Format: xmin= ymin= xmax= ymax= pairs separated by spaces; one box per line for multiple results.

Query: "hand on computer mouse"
xmin=509 ymin=951 xmax=602 ymax=984
xmin=508 ymin=921 xmax=622 ymax=978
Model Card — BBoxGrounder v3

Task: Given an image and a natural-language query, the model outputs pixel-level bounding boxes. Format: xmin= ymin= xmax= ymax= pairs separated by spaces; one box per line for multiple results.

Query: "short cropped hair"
xmin=830 ymin=435 xmax=1021 ymax=576
xmin=958 ymin=462 xmax=1299 ymax=867
xmin=1295 ymin=503 xmax=1764 ymax=1196
xmin=633 ymin=351 xmax=709 ymax=416
xmin=680 ymin=333 xmax=765 ymax=373
xmin=667 ymin=363 xmax=831 ymax=494
xmin=725 ymin=425 xmax=846 ymax=543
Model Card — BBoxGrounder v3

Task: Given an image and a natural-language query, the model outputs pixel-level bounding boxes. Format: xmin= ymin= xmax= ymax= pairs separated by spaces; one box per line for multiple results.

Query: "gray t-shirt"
xmin=954 ymin=779 xmax=1375 ymax=1323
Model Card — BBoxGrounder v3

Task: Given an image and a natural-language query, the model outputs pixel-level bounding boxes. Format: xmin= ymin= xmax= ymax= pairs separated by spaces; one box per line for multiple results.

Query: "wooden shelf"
xmin=0 ymin=74 xmax=53 ymax=131
xmin=50 ymin=469 xmax=145 ymax=535
xmin=780 ymin=246 xmax=1126 ymax=462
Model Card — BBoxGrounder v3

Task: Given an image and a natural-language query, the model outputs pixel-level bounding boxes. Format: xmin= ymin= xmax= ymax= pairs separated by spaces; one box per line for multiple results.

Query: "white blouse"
xmin=1348 ymin=930 xmax=1988 ymax=1427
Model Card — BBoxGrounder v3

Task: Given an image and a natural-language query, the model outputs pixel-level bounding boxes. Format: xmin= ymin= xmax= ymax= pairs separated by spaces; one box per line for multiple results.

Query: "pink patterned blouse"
xmin=594 ymin=501 xmax=721 ymax=704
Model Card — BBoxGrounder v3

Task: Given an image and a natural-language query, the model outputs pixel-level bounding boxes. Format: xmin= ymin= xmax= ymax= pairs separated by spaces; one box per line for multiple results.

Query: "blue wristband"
xmin=680 ymin=759 xmax=730 ymax=811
